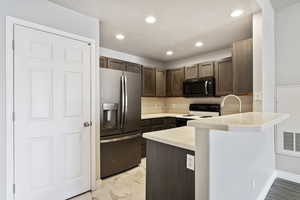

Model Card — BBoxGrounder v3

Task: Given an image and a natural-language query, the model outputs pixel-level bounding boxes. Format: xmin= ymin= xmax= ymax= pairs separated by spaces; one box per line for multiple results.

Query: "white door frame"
xmin=5 ymin=16 xmax=99 ymax=200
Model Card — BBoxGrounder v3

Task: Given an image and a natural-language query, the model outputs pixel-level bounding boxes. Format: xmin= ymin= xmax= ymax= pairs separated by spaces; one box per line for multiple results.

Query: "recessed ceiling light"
xmin=231 ymin=9 xmax=244 ymax=17
xmin=145 ymin=16 xmax=157 ymax=24
xmin=195 ymin=41 xmax=204 ymax=47
xmin=115 ymin=34 xmax=125 ymax=40
xmin=166 ymin=51 xmax=173 ymax=56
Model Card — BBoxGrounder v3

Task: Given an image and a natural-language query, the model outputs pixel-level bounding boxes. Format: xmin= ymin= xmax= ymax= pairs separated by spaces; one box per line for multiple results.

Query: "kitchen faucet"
xmin=220 ymin=94 xmax=242 ymax=113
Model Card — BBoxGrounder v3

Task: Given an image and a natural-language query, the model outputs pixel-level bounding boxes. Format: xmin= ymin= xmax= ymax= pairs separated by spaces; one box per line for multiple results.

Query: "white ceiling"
xmin=50 ymin=0 xmax=259 ymax=62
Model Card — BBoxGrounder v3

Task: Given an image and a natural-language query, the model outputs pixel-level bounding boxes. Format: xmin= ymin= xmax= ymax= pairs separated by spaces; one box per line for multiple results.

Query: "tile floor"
xmin=265 ymin=178 xmax=300 ymax=200
xmin=72 ymin=159 xmax=146 ymax=200
xmin=72 ymin=160 xmax=300 ymax=200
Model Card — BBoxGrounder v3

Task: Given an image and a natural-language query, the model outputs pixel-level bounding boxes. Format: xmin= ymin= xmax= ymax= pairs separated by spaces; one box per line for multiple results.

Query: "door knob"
xmin=84 ymin=121 xmax=92 ymax=127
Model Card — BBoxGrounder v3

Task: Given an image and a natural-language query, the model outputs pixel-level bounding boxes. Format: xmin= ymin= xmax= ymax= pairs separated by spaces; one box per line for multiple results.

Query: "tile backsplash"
xmin=141 ymin=97 xmax=167 ymax=114
xmin=142 ymin=96 xmax=253 ymax=115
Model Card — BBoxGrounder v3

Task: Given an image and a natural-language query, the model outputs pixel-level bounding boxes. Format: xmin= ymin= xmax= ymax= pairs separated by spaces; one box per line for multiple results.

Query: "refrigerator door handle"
xmin=124 ymin=75 xmax=128 ymax=127
xmin=120 ymin=75 xmax=125 ymax=129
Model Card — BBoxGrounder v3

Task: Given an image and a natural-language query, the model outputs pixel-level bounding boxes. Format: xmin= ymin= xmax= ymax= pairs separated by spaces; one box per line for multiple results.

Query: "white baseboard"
xmin=256 ymin=171 xmax=277 ymax=200
xmin=277 ymin=170 xmax=300 ymax=184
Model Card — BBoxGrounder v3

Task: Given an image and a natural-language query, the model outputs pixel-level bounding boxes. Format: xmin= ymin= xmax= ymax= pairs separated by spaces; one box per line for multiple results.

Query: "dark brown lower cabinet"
xmin=141 ymin=126 xmax=151 ymax=158
xmin=141 ymin=118 xmax=176 ymax=158
xmin=146 ymin=140 xmax=195 ymax=200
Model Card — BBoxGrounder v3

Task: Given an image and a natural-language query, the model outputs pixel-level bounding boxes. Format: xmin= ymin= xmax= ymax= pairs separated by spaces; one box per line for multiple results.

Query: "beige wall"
xmin=142 ymin=96 xmax=253 ymax=115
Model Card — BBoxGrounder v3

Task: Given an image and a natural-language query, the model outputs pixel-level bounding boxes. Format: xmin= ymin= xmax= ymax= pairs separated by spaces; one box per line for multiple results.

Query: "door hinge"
xmin=12 ymin=40 xmax=15 ymax=51
xmin=12 ymin=112 xmax=15 ymax=122
xmin=13 ymin=184 xmax=16 ymax=194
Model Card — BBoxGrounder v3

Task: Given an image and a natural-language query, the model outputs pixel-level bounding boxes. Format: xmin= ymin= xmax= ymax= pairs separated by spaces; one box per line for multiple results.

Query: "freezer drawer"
xmin=100 ymin=132 xmax=141 ymax=178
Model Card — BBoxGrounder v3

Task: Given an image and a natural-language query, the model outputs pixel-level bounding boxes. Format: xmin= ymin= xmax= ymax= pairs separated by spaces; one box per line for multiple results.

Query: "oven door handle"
xmin=100 ymin=134 xmax=141 ymax=144
xmin=204 ymin=80 xmax=208 ymax=96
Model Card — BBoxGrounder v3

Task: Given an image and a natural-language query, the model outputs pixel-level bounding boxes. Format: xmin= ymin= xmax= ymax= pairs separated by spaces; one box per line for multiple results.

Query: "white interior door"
xmin=14 ymin=24 xmax=91 ymax=200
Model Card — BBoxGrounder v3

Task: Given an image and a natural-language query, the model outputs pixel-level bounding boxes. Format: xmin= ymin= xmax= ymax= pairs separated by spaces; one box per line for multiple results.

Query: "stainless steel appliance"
xmin=100 ymin=68 xmax=141 ymax=178
xmin=183 ymin=77 xmax=215 ymax=97
xmin=175 ymin=104 xmax=220 ymax=127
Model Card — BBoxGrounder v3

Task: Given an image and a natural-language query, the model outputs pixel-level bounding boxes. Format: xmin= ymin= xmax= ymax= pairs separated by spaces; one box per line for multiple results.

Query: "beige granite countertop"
xmin=143 ymin=126 xmax=195 ymax=151
xmin=188 ymin=112 xmax=289 ymax=132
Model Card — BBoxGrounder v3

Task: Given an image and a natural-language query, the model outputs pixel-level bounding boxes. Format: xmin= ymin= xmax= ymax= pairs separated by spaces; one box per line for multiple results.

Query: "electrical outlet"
xmin=186 ymin=154 xmax=194 ymax=171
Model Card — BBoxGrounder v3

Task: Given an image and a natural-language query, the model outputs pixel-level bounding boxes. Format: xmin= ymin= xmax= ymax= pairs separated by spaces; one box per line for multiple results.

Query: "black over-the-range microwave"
xmin=183 ymin=77 xmax=215 ymax=97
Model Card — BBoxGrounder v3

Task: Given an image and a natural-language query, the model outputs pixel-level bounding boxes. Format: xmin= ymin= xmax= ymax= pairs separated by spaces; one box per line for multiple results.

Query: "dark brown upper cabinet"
xmin=166 ymin=70 xmax=173 ymax=97
xmin=166 ymin=68 xmax=185 ymax=97
xmin=126 ymin=62 xmax=141 ymax=73
xmin=142 ymin=67 xmax=156 ymax=97
xmin=214 ymin=57 xmax=233 ymax=96
xmin=184 ymin=65 xmax=198 ymax=80
xmin=156 ymin=69 xmax=167 ymax=97
xmin=233 ymin=38 xmax=253 ymax=95
xmin=198 ymin=62 xmax=214 ymax=78
xmin=100 ymin=56 xmax=108 ymax=68
xmin=107 ymin=58 xmax=126 ymax=71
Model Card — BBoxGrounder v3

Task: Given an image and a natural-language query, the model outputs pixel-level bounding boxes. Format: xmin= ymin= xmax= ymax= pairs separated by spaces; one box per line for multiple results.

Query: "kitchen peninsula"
xmin=143 ymin=112 xmax=289 ymax=200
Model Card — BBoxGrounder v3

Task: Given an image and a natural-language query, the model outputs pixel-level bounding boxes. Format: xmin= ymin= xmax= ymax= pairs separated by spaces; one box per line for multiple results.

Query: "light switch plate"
xmin=186 ymin=154 xmax=195 ymax=171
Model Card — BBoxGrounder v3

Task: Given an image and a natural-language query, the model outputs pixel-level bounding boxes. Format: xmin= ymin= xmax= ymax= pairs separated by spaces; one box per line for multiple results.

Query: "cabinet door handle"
xmin=205 ymin=80 xmax=208 ymax=95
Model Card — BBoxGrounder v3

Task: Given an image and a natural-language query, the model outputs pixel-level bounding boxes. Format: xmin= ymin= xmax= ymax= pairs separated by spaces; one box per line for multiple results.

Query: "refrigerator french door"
xmin=100 ymin=68 xmax=141 ymax=178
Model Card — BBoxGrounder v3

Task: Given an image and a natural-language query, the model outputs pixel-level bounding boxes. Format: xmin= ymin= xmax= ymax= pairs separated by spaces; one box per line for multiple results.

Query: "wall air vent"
xmin=296 ymin=133 xmax=300 ymax=152
xmin=283 ymin=132 xmax=294 ymax=151
xmin=277 ymin=86 xmax=300 ymax=157
xmin=282 ymin=131 xmax=300 ymax=154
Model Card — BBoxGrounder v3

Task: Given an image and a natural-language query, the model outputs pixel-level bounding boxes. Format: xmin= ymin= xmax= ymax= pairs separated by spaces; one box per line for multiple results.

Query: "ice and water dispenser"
xmin=102 ymin=103 xmax=119 ymax=129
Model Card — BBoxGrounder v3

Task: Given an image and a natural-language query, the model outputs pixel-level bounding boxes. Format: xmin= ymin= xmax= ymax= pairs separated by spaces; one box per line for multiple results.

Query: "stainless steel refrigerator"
xmin=100 ymin=68 xmax=141 ymax=178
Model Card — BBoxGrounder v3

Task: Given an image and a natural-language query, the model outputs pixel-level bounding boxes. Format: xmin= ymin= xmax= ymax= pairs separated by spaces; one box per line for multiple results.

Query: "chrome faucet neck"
xmin=221 ymin=94 xmax=242 ymax=113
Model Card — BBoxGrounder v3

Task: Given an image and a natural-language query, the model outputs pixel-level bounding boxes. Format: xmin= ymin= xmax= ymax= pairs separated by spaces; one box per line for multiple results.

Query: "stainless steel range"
xmin=175 ymin=104 xmax=221 ymax=127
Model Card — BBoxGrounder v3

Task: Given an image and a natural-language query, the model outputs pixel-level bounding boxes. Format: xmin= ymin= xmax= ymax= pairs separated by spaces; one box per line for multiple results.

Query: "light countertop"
xmin=142 ymin=112 xmax=288 ymax=151
xmin=143 ymin=126 xmax=195 ymax=151
xmin=188 ymin=112 xmax=289 ymax=132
